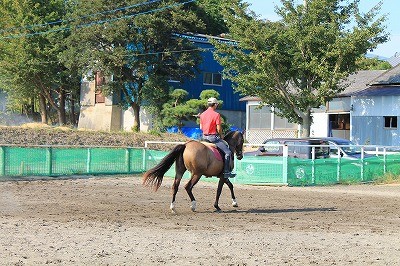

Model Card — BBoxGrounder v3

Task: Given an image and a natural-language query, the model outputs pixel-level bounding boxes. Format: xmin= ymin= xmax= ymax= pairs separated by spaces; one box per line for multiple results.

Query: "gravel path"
xmin=1 ymin=176 xmax=400 ymax=265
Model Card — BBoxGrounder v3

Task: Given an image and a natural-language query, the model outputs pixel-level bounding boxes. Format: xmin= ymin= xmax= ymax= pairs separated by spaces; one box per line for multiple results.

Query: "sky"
xmin=245 ymin=0 xmax=399 ymax=58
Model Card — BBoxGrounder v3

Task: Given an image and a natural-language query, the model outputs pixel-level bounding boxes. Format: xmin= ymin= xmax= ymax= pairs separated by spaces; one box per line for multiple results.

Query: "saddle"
xmin=201 ymin=141 xmax=223 ymax=161
xmin=200 ymin=141 xmax=228 ymax=162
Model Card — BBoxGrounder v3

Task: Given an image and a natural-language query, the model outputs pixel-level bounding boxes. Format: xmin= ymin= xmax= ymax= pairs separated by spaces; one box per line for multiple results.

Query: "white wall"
xmin=122 ymin=107 xmax=152 ymax=132
xmin=310 ymin=112 xmax=329 ymax=137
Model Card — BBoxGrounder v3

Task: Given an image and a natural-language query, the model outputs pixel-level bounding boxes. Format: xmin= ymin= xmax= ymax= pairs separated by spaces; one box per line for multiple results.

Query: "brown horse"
xmin=142 ymin=131 xmax=244 ymax=213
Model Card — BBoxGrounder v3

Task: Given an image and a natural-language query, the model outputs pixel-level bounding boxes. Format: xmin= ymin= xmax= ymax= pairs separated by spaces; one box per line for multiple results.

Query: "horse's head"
xmin=224 ymin=131 xmax=244 ymax=160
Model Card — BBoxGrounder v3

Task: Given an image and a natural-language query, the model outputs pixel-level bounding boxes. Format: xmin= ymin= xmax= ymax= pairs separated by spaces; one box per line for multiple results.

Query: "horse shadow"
xmin=219 ymin=207 xmax=337 ymax=214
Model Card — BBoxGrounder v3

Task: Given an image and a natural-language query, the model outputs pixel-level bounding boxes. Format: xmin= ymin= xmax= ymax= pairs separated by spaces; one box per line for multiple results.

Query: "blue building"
xmin=78 ymin=33 xmax=246 ymax=132
xmin=171 ymin=34 xmax=246 ymax=111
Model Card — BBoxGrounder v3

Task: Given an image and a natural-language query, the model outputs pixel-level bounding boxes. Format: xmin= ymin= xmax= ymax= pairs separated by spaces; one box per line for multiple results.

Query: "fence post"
xmin=125 ymin=148 xmax=131 ymax=173
xmin=46 ymin=147 xmax=52 ymax=176
xmin=0 ymin=147 xmax=5 ymax=176
xmin=143 ymin=142 xmax=148 ymax=172
xmin=360 ymin=147 xmax=365 ymax=181
xmin=311 ymin=146 xmax=315 ymax=184
xmin=86 ymin=148 xmax=92 ymax=174
xmin=282 ymin=145 xmax=288 ymax=184
xmin=336 ymin=156 xmax=341 ymax=183
xmin=383 ymin=147 xmax=387 ymax=174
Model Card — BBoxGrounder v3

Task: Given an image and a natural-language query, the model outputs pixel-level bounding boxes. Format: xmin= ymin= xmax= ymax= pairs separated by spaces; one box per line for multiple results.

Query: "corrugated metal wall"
xmin=352 ymin=116 xmax=400 ymax=145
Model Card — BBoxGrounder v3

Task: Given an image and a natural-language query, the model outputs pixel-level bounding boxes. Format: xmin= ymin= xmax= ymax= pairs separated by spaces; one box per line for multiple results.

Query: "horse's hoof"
xmin=170 ymin=202 xmax=176 ymax=213
xmin=190 ymin=200 xmax=197 ymax=212
xmin=232 ymin=199 xmax=238 ymax=207
xmin=214 ymin=204 xmax=221 ymax=212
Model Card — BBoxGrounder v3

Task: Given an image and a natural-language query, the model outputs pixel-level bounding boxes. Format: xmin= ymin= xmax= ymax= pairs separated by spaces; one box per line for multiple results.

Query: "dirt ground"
xmin=0 ymin=176 xmax=399 ymax=266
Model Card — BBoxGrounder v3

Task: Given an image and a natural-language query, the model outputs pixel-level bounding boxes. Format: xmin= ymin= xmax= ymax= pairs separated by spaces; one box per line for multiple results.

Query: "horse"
xmin=142 ymin=131 xmax=244 ymax=213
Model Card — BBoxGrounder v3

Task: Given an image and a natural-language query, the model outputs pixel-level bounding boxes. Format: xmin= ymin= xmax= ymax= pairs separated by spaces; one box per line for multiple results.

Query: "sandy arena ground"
xmin=1 ymin=176 xmax=400 ymax=265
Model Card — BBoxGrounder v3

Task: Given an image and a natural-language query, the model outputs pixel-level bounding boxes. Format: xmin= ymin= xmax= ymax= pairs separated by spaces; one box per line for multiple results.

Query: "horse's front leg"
xmin=225 ymin=178 xmax=238 ymax=207
xmin=184 ymin=174 xmax=201 ymax=211
xmin=214 ymin=176 xmax=225 ymax=212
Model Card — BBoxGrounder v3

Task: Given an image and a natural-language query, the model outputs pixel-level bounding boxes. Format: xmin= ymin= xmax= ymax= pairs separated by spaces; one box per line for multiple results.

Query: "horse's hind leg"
xmin=170 ymin=155 xmax=186 ymax=213
xmin=170 ymin=177 xmax=182 ymax=213
xmin=184 ymin=174 xmax=201 ymax=211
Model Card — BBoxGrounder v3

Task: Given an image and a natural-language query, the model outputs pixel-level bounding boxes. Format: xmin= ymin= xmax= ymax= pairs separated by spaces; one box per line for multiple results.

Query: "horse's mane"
xmin=224 ymin=130 xmax=241 ymax=141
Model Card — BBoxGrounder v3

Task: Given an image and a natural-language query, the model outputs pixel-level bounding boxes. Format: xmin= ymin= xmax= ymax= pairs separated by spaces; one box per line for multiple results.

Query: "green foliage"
xmin=0 ymin=0 xmax=248 ymax=129
xmin=0 ymin=0 xmax=81 ymax=125
xmin=356 ymin=56 xmax=392 ymax=70
xmin=213 ymin=0 xmax=388 ymax=136
xmin=161 ymin=88 xmax=225 ymax=131
xmin=61 ymin=0 xmax=210 ymax=131
xmin=193 ymin=0 xmax=247 ymax=35
xmin=161 ymin=88 xmax=201 ymax=130
xmin=199 ymin=89 xmax=221 ymax=109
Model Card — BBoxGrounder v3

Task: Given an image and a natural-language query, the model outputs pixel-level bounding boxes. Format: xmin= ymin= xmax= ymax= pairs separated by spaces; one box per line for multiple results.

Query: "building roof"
xmin=239 ymin=96 xmax=261 ymax=102
xmin=368 ymin=63 xmax=400 ymax=85
xmin=387 ymin=53 xmax=400 ymax=67
xmin=353 ymin=86 xmax=400 ymax=96
xmin=338 ymin=70 xmax=385 ymax=96
xmin=351 ymin=64 xmax=400 ymax=96
xmin=239 ymin=70 xmax=386 ymax=101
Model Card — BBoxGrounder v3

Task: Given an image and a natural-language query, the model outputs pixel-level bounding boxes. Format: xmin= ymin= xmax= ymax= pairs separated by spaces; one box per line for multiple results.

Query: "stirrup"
xmin=223 ymin=172 xmax=236 ymax=179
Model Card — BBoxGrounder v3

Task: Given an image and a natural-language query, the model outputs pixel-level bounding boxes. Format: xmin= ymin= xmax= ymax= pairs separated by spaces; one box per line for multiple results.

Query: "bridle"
xmin=228 ymin=131 xmax=243 ymax=160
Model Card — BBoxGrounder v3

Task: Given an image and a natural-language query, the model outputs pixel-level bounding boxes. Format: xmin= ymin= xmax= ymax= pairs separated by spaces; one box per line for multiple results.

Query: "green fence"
xmin=0 ymin=146 xmax=144 ymax=178
xmin=1 ymin=145 xmax=399 ymax=186
xmin=232 ymin=155 xmax=398 ymax=186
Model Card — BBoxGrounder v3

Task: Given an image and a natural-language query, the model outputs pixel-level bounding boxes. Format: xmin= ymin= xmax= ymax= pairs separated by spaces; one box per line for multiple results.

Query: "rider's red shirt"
xmin=199 ymin=107 xmax=221 ymax=135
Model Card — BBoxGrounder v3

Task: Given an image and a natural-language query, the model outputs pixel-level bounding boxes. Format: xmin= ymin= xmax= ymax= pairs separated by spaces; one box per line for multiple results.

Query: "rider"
xmin=199 ymin=97 xmax=235 ymax=178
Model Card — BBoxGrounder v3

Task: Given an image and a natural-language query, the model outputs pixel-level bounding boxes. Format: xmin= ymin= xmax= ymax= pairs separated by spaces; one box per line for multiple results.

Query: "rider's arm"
xmin=217 ymin=124 xmax=222 ymax=138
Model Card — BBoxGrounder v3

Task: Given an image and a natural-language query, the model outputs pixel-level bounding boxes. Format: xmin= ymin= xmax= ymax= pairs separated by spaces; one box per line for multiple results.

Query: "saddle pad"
xmin=199 ymin=141 xmax=222 ymax=161
xmin=209 ymin=147 xmax=223 ymax=161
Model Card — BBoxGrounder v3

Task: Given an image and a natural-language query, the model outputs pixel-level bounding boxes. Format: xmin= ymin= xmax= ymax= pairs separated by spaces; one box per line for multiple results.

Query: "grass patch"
xmin=373 ymin=173 xmax=400 ymax=184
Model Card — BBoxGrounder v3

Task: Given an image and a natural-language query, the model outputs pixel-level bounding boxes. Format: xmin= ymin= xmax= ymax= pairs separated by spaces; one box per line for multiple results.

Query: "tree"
xmin=161 ymin=88 xmax=219 ymax=131
xmin=62 ymin=0 xmax=207 ymax=131
xmin=161 ymin=89 xmax=194 ymax=130
xmin=356 ymin=56 xmax=392 ymax=70
xmin=192 ymin=0 xmax=248 ymax=35
xmin=213 ymin=0 xmax=388 ymax=136
xmin=0 ymin=0 xmax=81 ymax=125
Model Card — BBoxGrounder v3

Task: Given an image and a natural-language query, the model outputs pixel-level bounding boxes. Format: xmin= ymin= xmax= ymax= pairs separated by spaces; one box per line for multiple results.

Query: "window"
xmin=95 ymin=90 xmax=105 ymax=103
xmin=95 ymin=71 xmax=106 ymax=103
xmin=263 ymin=140 xmax=280 ymax=153
xmin=329 ymin=114 xmax=350 ymax=130
xmin=95 ymin=71 xmax=106 ymax=87
xmin=248 ymin=105 xmax=271 ymax=129
xmin=203 ymin=72 xmax=222 ymax=86
xmin=384 ymin=116 xmax=397 ymax=129
xmin=274 ymin=114 xmax=297 ymax=129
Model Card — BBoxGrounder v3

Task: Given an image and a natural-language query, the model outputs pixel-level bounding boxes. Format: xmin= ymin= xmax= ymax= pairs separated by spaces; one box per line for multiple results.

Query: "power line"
xmin=0 ymin=0 xmax=162 ymax=34
xmin=0 ymin=0 xmax=196 ymax=40
xmin=129 ymin=47 xmax=213 ymax=56
xmin=17 ymin=47 xmax=213 ymax=65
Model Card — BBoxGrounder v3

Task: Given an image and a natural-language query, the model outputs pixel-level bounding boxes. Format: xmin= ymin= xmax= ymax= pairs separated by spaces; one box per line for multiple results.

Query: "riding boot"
xmin=223 ymin=154 xmax=235 ymax=179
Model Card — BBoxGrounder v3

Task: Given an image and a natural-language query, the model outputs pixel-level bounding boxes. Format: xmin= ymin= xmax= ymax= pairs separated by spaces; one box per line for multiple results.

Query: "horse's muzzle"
xmin=236 ymin=154 xmax=243 ymax=160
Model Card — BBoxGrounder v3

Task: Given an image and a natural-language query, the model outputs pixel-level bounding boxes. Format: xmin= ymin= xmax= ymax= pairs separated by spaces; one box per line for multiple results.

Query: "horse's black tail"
xmin=142 ymin=144 xmax=186 ymax=191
